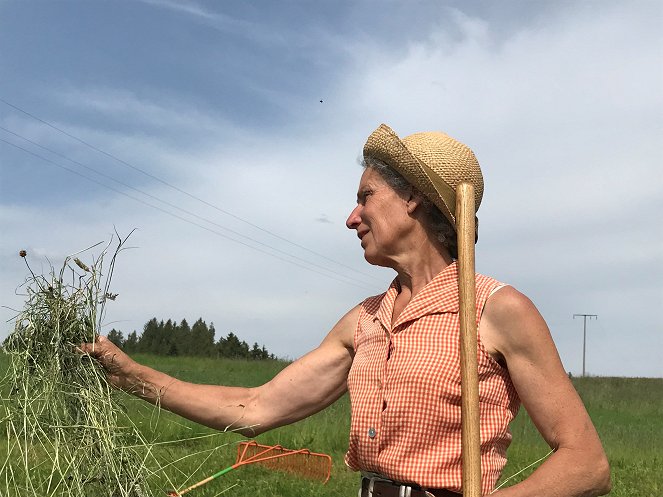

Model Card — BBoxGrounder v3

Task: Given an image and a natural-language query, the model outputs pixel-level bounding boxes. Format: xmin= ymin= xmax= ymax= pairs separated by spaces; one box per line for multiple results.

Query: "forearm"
xmin=116 ymin=347 xmax=350 ymax=436
xmin=121 ymin=362 xmax=262 ymax=435
xmin=85 ymin=313 xmax=355 ymax=436
xmin=492 ymin=446 xmax=611 ymax=497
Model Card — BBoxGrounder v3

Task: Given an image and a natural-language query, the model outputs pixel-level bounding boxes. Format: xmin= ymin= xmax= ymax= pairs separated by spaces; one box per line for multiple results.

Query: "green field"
xmin=1 ymin=353 xmax=661 ymax=497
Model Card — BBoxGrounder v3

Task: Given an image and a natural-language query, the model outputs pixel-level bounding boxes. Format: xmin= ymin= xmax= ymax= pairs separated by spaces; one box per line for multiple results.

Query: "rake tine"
xmin=166 ymin=441 xmax=331 ymax=496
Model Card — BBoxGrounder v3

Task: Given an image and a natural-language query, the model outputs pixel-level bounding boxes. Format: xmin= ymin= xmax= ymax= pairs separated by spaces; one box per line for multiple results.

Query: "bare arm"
xmin=82 ymin=305 xmax=358 ymax=436
xmin=480 ymin=287 xmax=611 ymax=497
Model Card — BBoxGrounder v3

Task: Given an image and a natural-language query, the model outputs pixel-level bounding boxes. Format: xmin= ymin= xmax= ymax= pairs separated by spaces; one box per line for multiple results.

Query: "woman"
xmin=83 ymin=124 xmax=611 ymax=496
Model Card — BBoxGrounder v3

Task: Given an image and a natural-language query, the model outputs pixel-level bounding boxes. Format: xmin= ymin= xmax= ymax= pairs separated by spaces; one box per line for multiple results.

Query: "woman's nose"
xmin=346 ymin=205 xmax=361 ymax=229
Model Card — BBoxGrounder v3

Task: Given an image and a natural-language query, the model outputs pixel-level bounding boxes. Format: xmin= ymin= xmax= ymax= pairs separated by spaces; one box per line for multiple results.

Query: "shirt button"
xmin=368 ymin=427 xmax=376 ymax=438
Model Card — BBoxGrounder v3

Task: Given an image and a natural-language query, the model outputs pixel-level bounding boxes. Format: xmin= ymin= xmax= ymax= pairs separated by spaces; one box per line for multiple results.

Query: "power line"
xmin=0 ymin=96 xmax=379 ymax=282
xmin=0 ymin=125 xmax=376 ymax=289
xmin=0 ymin=136 xmax=377 ymax=291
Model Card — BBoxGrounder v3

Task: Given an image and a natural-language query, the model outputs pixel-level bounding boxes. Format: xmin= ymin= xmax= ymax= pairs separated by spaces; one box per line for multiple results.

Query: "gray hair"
xmin=362 ymin=156 xmax=458 ymax=258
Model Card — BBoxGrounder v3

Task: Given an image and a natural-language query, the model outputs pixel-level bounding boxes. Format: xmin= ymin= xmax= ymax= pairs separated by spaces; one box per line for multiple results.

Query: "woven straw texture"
xmin=363 ymin=124 xmax=483 ymax=227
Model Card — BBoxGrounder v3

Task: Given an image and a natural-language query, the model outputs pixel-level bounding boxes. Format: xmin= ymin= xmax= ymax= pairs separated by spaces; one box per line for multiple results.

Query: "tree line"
xmin=107 ymin=317 xmax=275 ymax=360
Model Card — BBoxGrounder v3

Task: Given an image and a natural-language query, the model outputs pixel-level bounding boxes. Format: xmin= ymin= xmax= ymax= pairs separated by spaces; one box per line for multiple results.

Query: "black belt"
xmin=360 ymin=476 xmax=462 ymax=497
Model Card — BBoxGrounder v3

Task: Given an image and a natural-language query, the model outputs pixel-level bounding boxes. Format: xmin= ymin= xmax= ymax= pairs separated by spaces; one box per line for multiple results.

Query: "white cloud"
xmin=1 ymin=1 xmax=661 ymax=375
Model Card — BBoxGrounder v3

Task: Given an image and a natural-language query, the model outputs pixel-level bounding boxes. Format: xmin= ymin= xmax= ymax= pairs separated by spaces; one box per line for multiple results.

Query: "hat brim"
xmin=363 ymin=124 xmax=459 ymax=227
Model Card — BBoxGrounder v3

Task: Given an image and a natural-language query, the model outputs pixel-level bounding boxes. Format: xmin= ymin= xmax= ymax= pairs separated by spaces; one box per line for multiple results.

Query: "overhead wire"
xmin=0 ymin=97 xmax=381 ymax=282
xmin=0 ymin=124 xmax=377 ymax=289
xmin=0 ymin=135 xmax=377 ymax=292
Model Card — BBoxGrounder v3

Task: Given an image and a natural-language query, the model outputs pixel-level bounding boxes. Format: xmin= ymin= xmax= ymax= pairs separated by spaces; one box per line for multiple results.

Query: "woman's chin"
xmin=363 ymin=251 xmax=390 ymax=268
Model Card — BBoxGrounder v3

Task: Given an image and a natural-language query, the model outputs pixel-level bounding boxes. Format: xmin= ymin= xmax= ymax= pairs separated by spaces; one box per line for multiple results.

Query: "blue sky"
xmin=1 ymin=0 xmax=661 ymax=377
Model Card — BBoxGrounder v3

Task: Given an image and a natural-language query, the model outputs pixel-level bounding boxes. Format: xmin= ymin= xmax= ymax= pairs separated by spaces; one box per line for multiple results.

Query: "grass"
xmin=497 ymin=376 xmax=663 ymax=497
xmin=111 ymin=355 xmax=356 ymax=497
xmin=7 ymin=354 xmax=653 ymax=497
xmin=1 ymin=334 xmax=661 ymax=496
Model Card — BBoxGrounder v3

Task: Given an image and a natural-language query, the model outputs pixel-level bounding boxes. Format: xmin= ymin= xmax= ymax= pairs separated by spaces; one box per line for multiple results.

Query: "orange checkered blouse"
xmin=345 ymin=262 xmax=520 ymax=495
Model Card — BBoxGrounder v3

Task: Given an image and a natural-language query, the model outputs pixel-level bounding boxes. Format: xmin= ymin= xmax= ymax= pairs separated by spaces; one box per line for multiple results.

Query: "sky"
xmin=0 ymin=0 xmax=661 ymax=377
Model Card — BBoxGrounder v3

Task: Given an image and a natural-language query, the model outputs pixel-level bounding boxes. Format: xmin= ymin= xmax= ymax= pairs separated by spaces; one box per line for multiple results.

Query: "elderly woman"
xmin=83 ymin=124 xmax=611 ymax=497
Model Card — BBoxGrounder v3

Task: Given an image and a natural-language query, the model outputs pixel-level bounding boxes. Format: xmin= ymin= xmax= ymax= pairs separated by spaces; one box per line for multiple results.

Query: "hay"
xmin=0 ymin=234 xmax=151 ymax=497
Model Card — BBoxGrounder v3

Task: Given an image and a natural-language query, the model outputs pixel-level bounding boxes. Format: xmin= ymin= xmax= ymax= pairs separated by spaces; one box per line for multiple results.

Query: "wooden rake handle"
xmin=456 ymin=182 xmax=482 ymax=497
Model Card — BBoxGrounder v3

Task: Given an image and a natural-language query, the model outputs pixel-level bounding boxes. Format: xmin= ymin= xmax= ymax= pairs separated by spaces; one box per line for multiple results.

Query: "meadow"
xmin=1 ymin=353 xmax=661 ymax=497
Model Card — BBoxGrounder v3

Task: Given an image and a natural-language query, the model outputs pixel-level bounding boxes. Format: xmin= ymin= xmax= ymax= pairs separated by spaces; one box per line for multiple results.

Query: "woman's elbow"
xmin=593 ymin=453 xmax=612 ymax=496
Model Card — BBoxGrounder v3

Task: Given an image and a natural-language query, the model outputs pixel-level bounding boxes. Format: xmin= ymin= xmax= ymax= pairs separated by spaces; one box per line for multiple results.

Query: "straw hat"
xmin=363 ymin=123 xmax=484 ymax=235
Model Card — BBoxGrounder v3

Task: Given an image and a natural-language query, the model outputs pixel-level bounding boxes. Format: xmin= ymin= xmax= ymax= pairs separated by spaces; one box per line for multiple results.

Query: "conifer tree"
xmin=124 ymin=331 xmax=139 ymax=353
xmin=107 ymin=328 xmax=124 ymax=348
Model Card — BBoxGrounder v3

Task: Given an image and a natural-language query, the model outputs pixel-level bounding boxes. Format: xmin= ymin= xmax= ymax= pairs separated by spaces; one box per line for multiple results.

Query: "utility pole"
xmin=573 ymin=314 xmax=598 ymax=377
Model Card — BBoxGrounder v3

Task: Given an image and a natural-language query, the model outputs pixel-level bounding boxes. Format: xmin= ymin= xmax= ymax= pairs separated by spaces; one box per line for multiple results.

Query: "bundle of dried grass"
xmin=0 ymin=235 xmax=150 ymax=497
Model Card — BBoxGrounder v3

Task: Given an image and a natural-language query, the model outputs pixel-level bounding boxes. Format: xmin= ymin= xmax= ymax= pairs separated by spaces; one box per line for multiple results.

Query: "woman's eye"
xmin=357 ymin=189 xmax=374 ymax=205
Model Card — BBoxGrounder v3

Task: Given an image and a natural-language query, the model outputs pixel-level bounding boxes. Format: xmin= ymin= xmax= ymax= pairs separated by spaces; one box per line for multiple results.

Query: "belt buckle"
xmin=398 ymin=484 xmax=413 ymax=497
xmin=361 ymin=476 xmax=386 ymax=497
xmin=360 ymin=476 xmax=413 ymax=497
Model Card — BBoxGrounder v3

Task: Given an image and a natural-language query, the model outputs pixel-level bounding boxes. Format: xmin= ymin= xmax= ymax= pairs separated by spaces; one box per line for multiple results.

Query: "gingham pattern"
xmin=345 ymin=262 xmax=520 ymax=495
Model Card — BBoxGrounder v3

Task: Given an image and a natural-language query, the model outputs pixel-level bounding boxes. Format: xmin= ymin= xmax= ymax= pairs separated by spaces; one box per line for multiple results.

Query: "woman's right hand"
xmin=79 ymin=335 xmax=140 ymax=392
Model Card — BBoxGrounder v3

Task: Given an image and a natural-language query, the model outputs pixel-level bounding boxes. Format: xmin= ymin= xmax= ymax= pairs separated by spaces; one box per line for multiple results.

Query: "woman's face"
xmin=346 ymin=168 xmax=414 ymax=266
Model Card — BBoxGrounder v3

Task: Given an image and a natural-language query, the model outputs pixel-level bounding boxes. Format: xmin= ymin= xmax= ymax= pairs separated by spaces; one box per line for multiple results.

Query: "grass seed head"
xmin=73 ymin=257 xmax=91 ymax=272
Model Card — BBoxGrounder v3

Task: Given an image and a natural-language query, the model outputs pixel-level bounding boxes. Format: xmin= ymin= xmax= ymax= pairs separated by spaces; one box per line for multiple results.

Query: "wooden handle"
xmin=456 ymin=182 xmax=482 ymax=497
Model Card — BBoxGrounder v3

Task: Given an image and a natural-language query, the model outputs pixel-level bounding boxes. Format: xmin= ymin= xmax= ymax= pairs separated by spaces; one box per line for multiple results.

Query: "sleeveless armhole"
xmin=482 ymin=283 xmax=509 ymax=316
xmin=478 ymin=283 xmax=510 ymax=370
xmin=478 ymin=282 xmax=510 ymax=324
xmin=488 ymin=283 xmax=509 ymax=299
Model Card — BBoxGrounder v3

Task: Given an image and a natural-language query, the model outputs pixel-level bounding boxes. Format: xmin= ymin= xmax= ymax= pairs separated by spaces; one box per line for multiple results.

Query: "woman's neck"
xmin=394 ymin=245 xmax=453 ymax=297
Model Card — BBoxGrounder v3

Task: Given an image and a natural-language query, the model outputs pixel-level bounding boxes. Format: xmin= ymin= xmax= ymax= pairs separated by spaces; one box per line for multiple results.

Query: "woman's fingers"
xmin=77 ymin=335 xmax=131 ymax=388
xmin=79 ymin=336 xmax=148 ymax=394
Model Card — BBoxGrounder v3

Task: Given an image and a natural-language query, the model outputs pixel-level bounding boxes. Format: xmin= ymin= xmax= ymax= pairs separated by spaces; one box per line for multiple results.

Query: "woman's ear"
xmin=405 ymin=190 xmax=424 ymax=214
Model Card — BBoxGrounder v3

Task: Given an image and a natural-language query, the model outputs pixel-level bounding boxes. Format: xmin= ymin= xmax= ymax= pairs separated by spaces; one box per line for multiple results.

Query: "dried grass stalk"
xmin=0 ymin=234 xmax=151 ymax=497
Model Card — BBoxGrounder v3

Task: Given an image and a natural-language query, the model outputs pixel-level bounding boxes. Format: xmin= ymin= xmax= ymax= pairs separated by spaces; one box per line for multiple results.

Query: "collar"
xmin=374 ymin=262 xmax=461 ymax=332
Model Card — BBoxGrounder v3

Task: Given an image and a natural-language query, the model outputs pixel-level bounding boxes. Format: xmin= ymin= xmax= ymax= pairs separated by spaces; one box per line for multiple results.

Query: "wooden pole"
xmin=456 ymin=182 xmax=482 ymax=497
